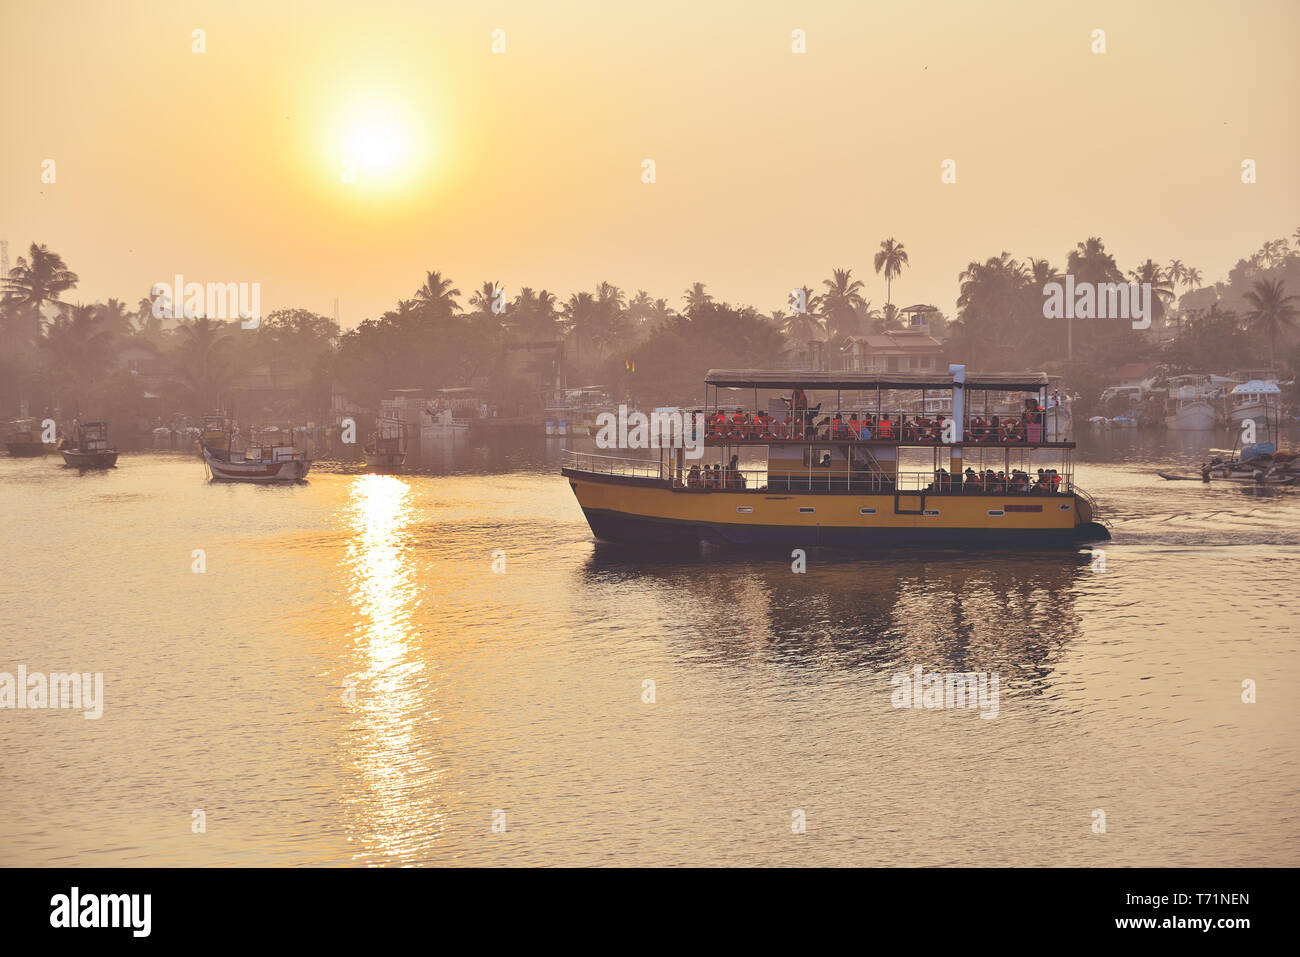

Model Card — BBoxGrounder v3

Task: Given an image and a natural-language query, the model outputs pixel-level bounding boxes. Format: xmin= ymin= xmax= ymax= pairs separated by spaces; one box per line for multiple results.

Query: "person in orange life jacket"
xmin=729 ymin=409 xmax=748 ymax=438
xmin=1051 ymin=470 xmax=1062 ymax=492
xmin=847 ymin=413 xmax=861 ymax=438
xmin=832 ymin=413 xmax=847 ymax=439
xmin=877 ymin=415 xmax=894 ymax=439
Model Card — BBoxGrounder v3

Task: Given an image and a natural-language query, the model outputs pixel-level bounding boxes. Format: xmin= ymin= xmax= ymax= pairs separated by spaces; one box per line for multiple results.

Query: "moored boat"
xmin=201 ymin=425 xmax=310 ymax=482
xmin=562 ymin=368 xmax=1109 ymax=549
xmin=197 ymin=412 xmax=234 ymax=459
xmin=5 ymin=418 xmax=51 ymax=456
xmin=59 ymin=421 xmax=118 ymax=469
xmin=1229 ymin=379 xmax=1282 ymax=426
xmin=363 ymin=416 xmax=407 ymax=470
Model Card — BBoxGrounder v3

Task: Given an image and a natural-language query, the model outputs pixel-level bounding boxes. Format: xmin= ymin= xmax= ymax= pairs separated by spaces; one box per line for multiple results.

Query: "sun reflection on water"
xmin=339 ymin=473 xmax=447 ymax=862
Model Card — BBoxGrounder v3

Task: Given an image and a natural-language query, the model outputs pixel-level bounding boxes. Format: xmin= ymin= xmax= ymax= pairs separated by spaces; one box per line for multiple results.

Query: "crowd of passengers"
xmin=681 ymin=459 xmax=1066 ymax=494
xmin=705 ymin=408 xmax=1047 ymax=443
xmin=926 ymin=467 xmax=1064 ymax=494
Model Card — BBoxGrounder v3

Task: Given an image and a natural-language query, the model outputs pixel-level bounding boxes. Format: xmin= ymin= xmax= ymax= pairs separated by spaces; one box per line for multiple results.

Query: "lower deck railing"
xmin=563 ymin=451 xmax=1075 ymax=496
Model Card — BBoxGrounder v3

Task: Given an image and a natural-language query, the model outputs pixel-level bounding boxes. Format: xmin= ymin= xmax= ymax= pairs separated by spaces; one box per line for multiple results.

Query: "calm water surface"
xmin=2 ymin=429 xmax=1297 ymax=866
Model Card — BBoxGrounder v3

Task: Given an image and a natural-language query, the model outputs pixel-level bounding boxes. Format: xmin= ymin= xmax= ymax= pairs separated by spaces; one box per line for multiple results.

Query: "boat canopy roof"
xmin=1231 ymin=379 xmax=1281 ymax=394
xmin=704 ymin=369 xmax=1050 ymax=392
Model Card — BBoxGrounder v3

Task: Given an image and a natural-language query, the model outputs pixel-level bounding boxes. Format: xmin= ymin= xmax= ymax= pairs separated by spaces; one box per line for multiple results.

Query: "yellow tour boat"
xmin=562 ymin=367 xmax=1109 ymax=548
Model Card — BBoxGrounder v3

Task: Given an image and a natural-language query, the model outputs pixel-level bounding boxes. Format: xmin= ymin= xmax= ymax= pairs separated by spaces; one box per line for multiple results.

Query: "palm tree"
xmin=1183 ymin=266 xmax=1203 ymax=290
xmin=412 ymin=270 xmax=462 ymax=318
xmin=1261 ymin=239 xmax=1289 ymax=269
xmin=173 ymin=316 xmax=235 ymax=413
xmin=681 ymin=282 xmax=712 ymax=316
xmin=1066 ymin=237 xmax=1123 ymax=284
xmin=1128 ymin=260 xmax=1175 ymax=326
xmin=592 ymin=282 xmax=628 ymax=361
xmin=1166 ymin=259 xmax=1186 ymax=290
xmin=1 ymin=242 xmax=79 ymax=345
xmin=562 ymin=291 xmax=599 ymax=366
xmin=820 ymin=267 xmax=867 ymax=340
xmin=96 ymin=298 xmax=134 ymax=338
xmin=873 ymin=239 xmax=909 ymax=314
xmin=468 ymin=280 xmax=503 ymax=317
xmin=1242 ymin=277 xmax=1298 ymax=369
xmin=40 ymin=304 xmax=115 ymax=412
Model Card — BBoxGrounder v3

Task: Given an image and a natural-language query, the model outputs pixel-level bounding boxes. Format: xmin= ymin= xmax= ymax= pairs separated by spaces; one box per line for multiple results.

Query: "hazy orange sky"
xmin=2 ymin=0 xmax=1298 ymax=326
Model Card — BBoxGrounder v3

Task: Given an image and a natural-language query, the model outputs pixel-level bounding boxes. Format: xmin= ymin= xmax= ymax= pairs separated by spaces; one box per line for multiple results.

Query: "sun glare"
xmin=337 ymin=104 xmax=413 ymax=183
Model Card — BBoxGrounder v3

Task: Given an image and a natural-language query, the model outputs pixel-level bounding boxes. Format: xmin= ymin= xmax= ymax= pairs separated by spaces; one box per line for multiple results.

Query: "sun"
xmin=338 ymin=105 xmax=412 ymax=181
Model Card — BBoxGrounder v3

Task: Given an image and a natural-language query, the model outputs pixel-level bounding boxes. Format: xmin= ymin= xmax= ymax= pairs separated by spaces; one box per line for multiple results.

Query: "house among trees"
xmin=842 ymin=329 xmax=944 ymax=374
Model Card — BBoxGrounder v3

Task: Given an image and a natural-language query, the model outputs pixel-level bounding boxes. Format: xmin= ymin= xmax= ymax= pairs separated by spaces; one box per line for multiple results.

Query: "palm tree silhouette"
xmin=562 ymin=291 xmax=599 ymax=366
xmin=1128 ymin=260 xmax=1175 ymax=326
xmin=173 ymin=316 xmax=235 ymax=413
xmin=873 ymin=239 xmax=909 ymax=316
xmin=1183 ymin=266 xmax=1203 ymax=290
xmin=468 ymin=280 xmax=503 ymax=317
xmin=821 ymin=267 xmax=867 ymax=340
xmin=1166 ymin=259 xmax=1186 ymax=290
xmin=1 ymin=242 xmax=79 ymax=346
xmin=681 ymin=282 xmax=712 ymax=316
xmin=40 ymin=304 xmax=115 ymax=412
xmin=1242 ymin=278 xmax=1298 ymax=370
xmin=413 ymin=270 xmax=462 ymax=318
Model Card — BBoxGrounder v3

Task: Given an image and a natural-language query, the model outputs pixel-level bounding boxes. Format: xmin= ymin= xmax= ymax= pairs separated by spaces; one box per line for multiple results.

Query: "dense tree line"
xmin=2 ymin=231 xmax=1297 ymax=428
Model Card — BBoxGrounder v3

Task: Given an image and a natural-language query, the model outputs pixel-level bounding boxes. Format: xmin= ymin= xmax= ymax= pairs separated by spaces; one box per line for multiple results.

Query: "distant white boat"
xmin=1229 ymin=379 xmax=1281 ymax=426
xmin=421 ymin=405 xmax=468 ymax=440
xmin=1164 ymin=382 xmax=1220 ymax=430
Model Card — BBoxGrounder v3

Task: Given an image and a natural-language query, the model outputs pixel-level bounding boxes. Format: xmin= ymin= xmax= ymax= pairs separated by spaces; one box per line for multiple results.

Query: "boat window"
xmin=923 ymin=509 xmax=940 ymax=516
xmin=798 ymin=507 xmax=815 ymax=514
xmin=860 ymin=507 xmax=876 ymax=515
xmin=735 ymin=506 xmax=754 ymax=514
xmin=987 ymin=509 xmax=1005 ymax=517
xmin=803 ymin=448 xmax=834 ymax=468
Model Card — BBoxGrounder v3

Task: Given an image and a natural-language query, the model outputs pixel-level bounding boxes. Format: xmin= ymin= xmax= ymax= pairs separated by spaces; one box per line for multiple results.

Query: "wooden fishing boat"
xmin=563 ymin=368 xmax=1109 ymax=549
xmin=5 ymin=419 xmax=50 ymax=456
xmin=363 ymin=416 xmax=407 ymax=470
xmin=59 ymin=421 xmax=118 ymax=469
xmin=201 ymin=425 xmax=310 ymax=482
xmin=196 ymin=412 xmax=233 ymax=459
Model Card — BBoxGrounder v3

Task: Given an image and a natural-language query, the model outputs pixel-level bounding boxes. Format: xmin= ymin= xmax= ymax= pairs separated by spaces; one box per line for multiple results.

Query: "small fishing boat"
xmin=197 ymin=412 xmax=233 ymax=459
xmin=202 ymin=425 xmax=310 ymax=482
xmin=1158 ymin=442 xmax=1300 ymax=484
xmin=363 ymin=416 xmax=407 ymax=470
xmin=59 ymin=421 xmax=118 ymax=469
xmin=5 ymin=419 xmax=50 ymax=456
